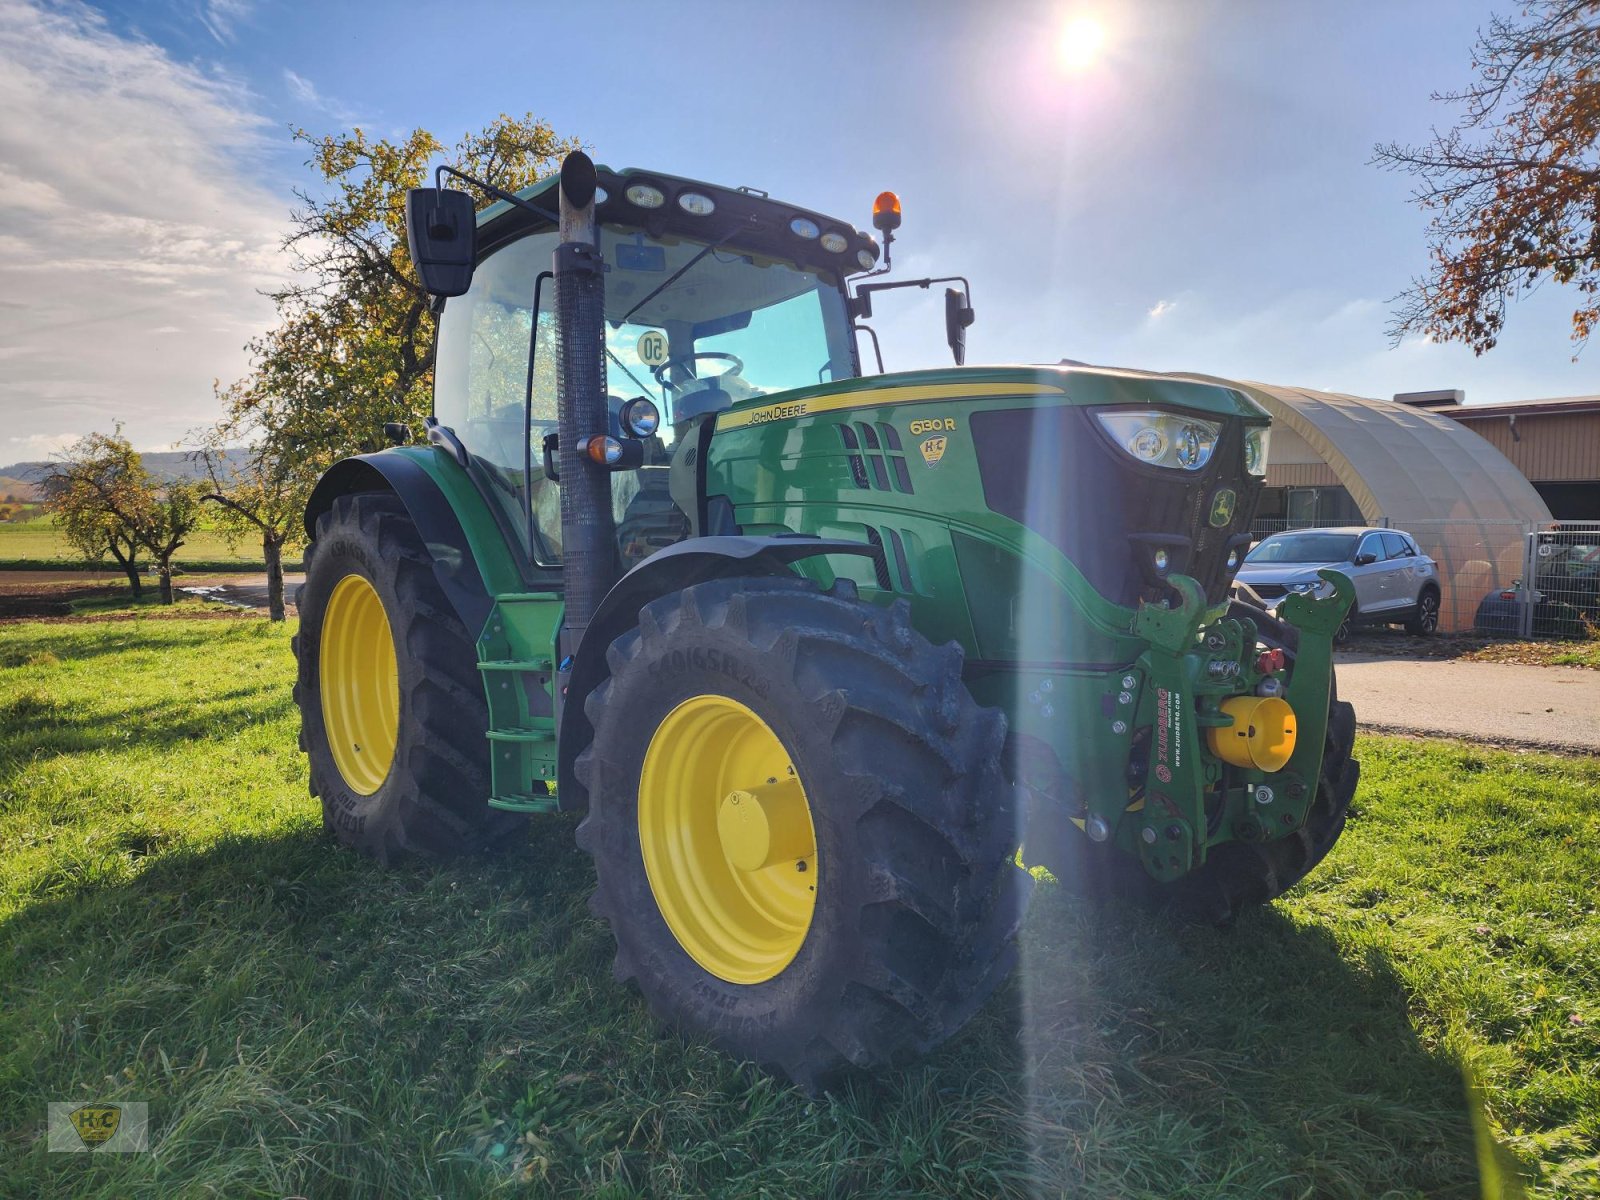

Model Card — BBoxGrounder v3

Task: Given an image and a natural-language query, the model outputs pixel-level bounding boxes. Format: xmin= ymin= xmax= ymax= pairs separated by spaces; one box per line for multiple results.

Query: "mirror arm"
xmin=435 ymin=164 xmax=559 ymax=225
xmin=849 ymin=274 xmax=974 ymax=319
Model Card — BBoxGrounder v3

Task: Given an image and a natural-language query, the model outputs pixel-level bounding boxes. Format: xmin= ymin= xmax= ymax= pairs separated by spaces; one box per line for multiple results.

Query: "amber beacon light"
xmin=872 ymin=190 xmax=902 ymax=232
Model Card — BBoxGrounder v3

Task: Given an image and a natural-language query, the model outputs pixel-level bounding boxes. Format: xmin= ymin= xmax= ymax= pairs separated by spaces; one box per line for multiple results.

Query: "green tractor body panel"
xmin=701 ymin=362 xmax=1349 ymax=873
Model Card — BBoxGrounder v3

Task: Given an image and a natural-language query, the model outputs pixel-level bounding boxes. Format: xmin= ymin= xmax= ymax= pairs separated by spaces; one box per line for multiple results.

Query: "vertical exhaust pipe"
xmin=553 ymin=151 xmax=617 ymax=658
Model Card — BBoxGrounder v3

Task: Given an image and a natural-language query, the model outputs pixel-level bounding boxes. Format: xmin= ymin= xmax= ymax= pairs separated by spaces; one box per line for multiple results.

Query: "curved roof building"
xmin=1179 ymin=375 xmax=1554 ymax=631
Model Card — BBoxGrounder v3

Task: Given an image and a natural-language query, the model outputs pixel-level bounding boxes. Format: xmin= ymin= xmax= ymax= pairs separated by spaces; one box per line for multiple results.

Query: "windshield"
xmin=433 ymin=224 xmax=855 ymax=565
xmin=1245 ymin=532 xmax=1358 ymax=565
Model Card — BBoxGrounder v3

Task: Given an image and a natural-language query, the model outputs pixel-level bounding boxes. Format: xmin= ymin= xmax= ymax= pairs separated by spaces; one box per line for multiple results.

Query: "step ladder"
xmin=477 ymin=593 xmax=562 ymax=813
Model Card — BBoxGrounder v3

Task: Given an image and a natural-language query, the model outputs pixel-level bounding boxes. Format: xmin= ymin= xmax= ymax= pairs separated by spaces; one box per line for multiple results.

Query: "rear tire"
xmin=293 ymin=493 xmax=522 ymax=862
xmin=575 ymin=575 xmax=1030 ymax=1092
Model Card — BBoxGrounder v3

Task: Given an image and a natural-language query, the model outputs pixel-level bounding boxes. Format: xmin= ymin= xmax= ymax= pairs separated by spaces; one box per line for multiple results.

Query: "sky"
xmin=1 ymin=0 xmax=1595 ymax=462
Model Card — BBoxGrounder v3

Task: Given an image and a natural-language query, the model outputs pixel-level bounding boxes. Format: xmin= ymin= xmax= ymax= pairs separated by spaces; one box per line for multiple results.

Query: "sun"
xmin=1057 ymin=14 xmax=1107 ymax=72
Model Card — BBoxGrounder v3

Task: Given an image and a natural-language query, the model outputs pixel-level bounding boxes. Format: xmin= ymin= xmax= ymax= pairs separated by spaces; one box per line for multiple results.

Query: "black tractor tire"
xmin=1033 ymin=598 xmax=1358 ymax=924
xmin=574 ymin=575 xmax=1031 ymax=1092
xmin=1405 ymin=584 xmax=1441 ymax=635
xmin=292 ymin=492 xmax=522 ymax=863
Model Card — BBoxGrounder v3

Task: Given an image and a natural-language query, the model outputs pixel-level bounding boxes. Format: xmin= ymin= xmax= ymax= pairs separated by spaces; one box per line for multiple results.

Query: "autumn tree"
xmin=40 ymin=430 xmax=148 ymax=597
xmin=138 ymin=478 xmax=203 ymax=605
xmin=1376 ymin=1 xmax=1600 ymax=353
xmin=194 ymin=393 xmax=319 ymax=622
xmin=233 ymin=114 xmax=580 ymax=477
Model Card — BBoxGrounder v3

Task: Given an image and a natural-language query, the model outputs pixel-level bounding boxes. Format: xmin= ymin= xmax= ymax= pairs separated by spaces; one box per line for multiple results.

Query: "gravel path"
xmin=180 ymin=573 xmax=305 ymax=611
xmin=1334 ymin=653 xmax=1600 ymax=754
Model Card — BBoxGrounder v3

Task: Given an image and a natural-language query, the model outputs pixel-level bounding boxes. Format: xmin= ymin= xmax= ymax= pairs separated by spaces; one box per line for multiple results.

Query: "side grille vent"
xmin=836 ymin=422 xmax=913 ymax=494
xmin=863 ymin=524 xmax=919 ymax=593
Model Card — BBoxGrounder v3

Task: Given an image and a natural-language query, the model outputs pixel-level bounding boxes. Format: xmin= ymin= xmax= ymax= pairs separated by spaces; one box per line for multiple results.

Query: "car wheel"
xmin=1405 ymin=586 xmax=1440 ymax=636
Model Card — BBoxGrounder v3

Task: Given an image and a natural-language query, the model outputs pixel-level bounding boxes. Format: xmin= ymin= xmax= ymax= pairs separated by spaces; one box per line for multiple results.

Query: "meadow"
xmin=0 ymin=514 xmax=299 ymax=571
xmin=1 ymin=616 xmax=1596 ymax=1197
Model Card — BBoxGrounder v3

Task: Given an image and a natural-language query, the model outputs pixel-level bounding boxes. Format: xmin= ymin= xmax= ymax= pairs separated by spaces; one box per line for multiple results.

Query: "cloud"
xmin=1147 ymin=299 xmax=1175 ymax=319
xmin=5 ymin=431 xmax=80 ymax=460
xmin=197 ymin=0 xmax=251 ymax=45
xmin=283 ymin=68 xmax=319 ymax=106
xmin=282 ymin=66 xmax=360 ymax=123
xmin=0 ymin=0 xmax=288 ymax=453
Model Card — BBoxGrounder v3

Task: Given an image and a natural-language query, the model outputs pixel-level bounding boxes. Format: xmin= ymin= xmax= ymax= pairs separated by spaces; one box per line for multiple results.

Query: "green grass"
xmin=2 ymin=619 xmax=1597 ymax=1197
xmin=0 ymin=514 xmax=300 ymax=570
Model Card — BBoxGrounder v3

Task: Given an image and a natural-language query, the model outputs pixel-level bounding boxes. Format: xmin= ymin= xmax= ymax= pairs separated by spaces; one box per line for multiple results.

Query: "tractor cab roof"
xmin=474 ymin=164 xmax=881 ymax=281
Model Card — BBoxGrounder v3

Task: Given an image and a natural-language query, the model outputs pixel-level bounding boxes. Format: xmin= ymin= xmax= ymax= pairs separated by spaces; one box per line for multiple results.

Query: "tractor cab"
xmin=428 ymin=169 xmax=873 ymax=565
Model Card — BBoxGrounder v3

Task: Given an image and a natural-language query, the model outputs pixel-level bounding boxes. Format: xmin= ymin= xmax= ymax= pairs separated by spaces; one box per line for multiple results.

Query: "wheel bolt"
xmin=1141 ymin=827 xmax=1157 ymax=844
xmin=1112 ymin=720 xmax=1128 ymax=734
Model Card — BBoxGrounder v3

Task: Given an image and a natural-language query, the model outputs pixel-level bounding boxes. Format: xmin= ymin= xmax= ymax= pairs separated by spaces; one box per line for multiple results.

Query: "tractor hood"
xmin=716 ymin=364 xmax=1271 ymax=431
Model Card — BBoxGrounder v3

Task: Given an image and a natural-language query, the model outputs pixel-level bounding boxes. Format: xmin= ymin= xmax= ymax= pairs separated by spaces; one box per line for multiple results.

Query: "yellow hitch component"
xmin=320 ymin=573 xmax=399 ymax=795
xmin=638 ymin=694 xmax=818 ymax=985
xmin=717 ymin=780 xmax=815 ymax=872
xmin=1209 ymin=695 xmax=1297 ymax=773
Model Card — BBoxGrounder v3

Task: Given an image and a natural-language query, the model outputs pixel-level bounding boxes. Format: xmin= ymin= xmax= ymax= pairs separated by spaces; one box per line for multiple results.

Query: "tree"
xmin=1376 ymin=1 xmax=1600 ymax=354
xmin=138 ymin=477 xmax=203 ymax=606
xmin=40 ymin=430 xmax=148 ymax=597
xmin=235 ymin=114 xmax=580 ymax=476
xmin=194 ymin=400 xmax=317 ymax=622
xmin=39 ymin=429 xmax=200 ymax=605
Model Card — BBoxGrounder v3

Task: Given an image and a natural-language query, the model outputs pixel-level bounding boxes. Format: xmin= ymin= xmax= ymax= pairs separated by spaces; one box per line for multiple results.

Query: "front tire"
xmin=575 ymin=576 xmax=1030 ymax=1092
xmin=293 ymin=493 xmax=521 ymax=862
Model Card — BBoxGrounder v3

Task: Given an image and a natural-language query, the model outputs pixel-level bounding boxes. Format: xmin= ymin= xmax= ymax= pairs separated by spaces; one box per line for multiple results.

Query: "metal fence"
xmin=1244 ymin=515 xmax=1600 ymax=640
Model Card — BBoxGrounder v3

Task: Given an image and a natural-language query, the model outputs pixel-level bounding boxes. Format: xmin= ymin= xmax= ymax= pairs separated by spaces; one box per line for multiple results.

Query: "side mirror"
xmin=405 ymin=187 xmax=477 ymax=297
xmin=944 ymin=288 xmax=975 ymax=366
xmin=1353 ymin=552 xmax=1378 ymax=567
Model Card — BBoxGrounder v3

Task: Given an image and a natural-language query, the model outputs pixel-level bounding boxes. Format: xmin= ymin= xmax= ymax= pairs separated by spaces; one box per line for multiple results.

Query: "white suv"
xmin=1236 ymin=527 xmax=1441 ymax=638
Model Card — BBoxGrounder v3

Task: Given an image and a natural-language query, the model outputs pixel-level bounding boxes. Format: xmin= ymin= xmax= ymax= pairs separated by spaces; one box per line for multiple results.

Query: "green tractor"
xmin=294 ymin=152 xmax=1358 ymax=1090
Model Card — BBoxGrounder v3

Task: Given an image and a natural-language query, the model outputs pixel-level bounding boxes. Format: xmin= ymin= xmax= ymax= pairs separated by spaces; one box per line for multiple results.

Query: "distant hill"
xmin=0 ymin=475 xmax=39 ymax=502
xmin=0 ymin=450 xmax=247 ymax=492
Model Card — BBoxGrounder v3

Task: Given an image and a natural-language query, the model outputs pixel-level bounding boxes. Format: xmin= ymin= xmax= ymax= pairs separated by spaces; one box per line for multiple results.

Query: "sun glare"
xmin=1057 ymin=13 xmax=1106 ymax=72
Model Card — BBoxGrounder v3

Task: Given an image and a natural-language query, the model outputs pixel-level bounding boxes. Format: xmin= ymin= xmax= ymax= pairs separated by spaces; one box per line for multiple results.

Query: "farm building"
xmin=1173 ymin=375 xmax=1559 ymax=632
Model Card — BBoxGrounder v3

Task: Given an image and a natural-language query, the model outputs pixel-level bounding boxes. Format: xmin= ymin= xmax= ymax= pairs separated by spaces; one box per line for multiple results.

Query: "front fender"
xmin=304 ymin=449 xmax=534 ymax=639
xmin=556 ymin=535 xmax=879 ymax=810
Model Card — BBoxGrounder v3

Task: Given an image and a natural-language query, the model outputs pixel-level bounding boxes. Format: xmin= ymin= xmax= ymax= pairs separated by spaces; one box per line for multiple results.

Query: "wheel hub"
xmin=638 ymin=694 xmax=817 ymax=985
xmin=319 ymin=573 xmax=399 ymax=795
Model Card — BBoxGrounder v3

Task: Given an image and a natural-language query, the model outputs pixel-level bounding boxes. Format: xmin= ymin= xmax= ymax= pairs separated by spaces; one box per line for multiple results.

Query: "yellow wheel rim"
xmin=319 ymin=573 xmax=399 ymax=795
xmin=638 ymin=694 xmax=818 ymax=985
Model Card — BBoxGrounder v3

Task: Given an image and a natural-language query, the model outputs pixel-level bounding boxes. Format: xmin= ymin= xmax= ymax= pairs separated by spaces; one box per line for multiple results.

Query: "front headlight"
xmin=1287 ymin=579 xmax=1333 ymax=598
xmin=1244 ymin=427 xmax=1270 ymax=476
xmin=1095 ymin=411 xmax=1220 ymax=471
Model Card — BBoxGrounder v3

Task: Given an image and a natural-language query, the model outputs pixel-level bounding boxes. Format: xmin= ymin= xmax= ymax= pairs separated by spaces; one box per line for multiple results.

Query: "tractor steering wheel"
xmin=651 ymin=351 xmax=745 ymax=389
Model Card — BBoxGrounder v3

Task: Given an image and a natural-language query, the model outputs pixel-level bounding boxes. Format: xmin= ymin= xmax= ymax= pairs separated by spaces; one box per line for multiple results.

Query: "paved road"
xmin=1334 ymin=653 xmax=1600 ymax=754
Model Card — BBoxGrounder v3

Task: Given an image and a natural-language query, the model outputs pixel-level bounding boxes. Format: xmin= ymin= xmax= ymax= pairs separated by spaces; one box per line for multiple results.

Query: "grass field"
xmin=0 ymin=514 xmax=300 ymax=571
xmin=2 ymin=618 xmax=1597 ymax=1197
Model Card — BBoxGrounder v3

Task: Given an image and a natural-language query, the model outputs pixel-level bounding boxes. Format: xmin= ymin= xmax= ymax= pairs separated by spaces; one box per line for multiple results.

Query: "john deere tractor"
xmin=294 ymin=152 xmax=1358 ymax=1089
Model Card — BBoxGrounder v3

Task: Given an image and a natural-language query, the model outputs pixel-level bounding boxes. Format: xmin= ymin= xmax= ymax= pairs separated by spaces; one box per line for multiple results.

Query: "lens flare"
xmin=1057 ymin=14 xmax=1106 ymax=72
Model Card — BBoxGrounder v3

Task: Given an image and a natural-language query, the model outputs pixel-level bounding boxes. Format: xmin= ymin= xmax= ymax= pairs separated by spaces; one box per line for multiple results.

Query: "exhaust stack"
xmin=553 ymin=151 xmax=617 ymax=656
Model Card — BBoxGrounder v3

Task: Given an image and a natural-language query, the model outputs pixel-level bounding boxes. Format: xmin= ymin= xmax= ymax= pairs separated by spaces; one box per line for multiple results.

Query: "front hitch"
xmin=1111 ymin=571 xmax=1355 ymax=883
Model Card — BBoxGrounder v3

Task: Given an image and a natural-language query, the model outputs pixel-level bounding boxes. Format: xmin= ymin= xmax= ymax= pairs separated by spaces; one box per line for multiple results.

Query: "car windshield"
xmin=1245 ymin=532 xmax=1359 ymax=564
